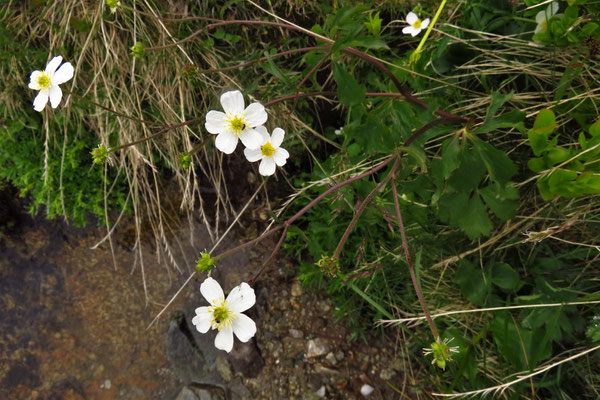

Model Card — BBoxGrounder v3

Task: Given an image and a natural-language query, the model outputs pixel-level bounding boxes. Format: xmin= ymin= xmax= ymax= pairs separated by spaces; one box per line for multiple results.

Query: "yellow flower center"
xmin=209 ymin=299 xmax=233 ymax=331
xmin=413 ymin=19 xmax=422 ymax=28
xmin=228 ymin=114 xmax=246 ymax=134
xmin=37 ymin=73 xmax=51 ymax=89
xmin=261 ymin=142 xmax=275 ymax=157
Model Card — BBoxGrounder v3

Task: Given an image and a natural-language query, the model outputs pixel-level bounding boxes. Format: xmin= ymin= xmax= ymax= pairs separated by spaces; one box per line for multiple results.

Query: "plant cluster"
xmin=2 ymin=0 xmax=600 ymax=398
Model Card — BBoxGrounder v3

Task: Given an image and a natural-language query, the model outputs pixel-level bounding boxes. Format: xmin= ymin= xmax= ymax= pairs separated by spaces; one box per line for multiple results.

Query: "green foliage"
xmin=527 ymin=109 xmax=600 ymax=199
xmin=0 ymin=108 xmax=127 ymax=227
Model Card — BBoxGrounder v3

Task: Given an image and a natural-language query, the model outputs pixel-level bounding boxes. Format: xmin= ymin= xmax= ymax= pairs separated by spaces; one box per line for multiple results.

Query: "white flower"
xmin=243 ymin=126 xmax=290 ymax=176
xmin=28 ymin=55 xmax=74 ymax=112
xmin=535 ymin=2 xmax=560 ymax=34
xmin=192 ymin=277 xmax=257 ymax=353
xmin=402 ymin=12 xmax=430 ymax=37
xmin=334 ymin=127 xmax=343 ymax=135
xmin=205 ymin=90 xmax=267 ymax=154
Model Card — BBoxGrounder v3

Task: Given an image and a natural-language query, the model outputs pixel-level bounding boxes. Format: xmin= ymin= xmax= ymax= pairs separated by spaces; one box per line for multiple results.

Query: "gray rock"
xmin=165 ymin=311 xmax=224 ymax=387
xmin=176 ymin=386 xmax=200 ymax=400
xmin=227 ymin=339 xmax=264 ymax=378
xmin=306 ymin=338 xmax=328 ymax=358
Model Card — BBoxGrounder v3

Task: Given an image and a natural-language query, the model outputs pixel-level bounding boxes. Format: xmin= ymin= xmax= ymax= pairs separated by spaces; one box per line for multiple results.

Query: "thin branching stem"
xmin=110 ymin=118 xmax=203 ymax=152
xmin=392 ymin=180 xmax=439 ymax=340
xmin=333 ymin=158 xmax=401 ymax=259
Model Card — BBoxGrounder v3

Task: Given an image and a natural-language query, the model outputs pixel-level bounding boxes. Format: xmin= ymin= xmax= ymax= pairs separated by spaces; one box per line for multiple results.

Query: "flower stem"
xmin=392 ymin=180 xmax=439 ymax=341
xmin=415 ymin=0 xmax=447 ymax=56
xmin=333 ymin=158 xmax=400 ymax=259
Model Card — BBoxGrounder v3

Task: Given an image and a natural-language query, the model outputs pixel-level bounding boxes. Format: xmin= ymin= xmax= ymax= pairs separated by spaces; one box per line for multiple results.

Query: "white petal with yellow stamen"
xmin=205 ymin=90 xmax=267 ymax=154
xmin=192 ymin=278 xmax=257 ymax=353
xmin=244 ymin=126 xmax=290 ymax=176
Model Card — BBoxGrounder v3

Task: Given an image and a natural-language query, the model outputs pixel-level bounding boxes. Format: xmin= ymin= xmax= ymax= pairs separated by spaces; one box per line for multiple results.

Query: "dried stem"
xmin=110 ymin=118 xmax=203 ymax=152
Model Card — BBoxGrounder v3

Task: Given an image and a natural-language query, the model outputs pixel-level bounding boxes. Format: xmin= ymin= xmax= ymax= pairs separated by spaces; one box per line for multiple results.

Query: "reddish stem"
xmin=333 ymin=158 xmax=400 ymax=259
xmin=392 ymin=180 xmax=439 ymax=340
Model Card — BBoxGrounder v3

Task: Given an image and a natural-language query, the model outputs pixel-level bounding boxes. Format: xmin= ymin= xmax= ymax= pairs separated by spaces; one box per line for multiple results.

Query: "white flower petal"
xmin=205 ymin=110 xmax=227 ymax=134
xmin=406 ymin=12 xmax=418 ymax=25
xmin=535 ymin=10 xmax=546 ymax=24
xmin=48 ymin=85 xmax=62 ymax=108
xmin=214 ymin=325 xmax=234 ymax=352
xmin=273 ymin=148 xmax=289 ymax=167
xmin=259 ymin=157 xmax=276 ymax=176
xmin=244 ymin=102 xmax=268 ymax=127
xmin=28 ymin=71 xmax=42 ymax=90
xmin=232 ymin=313 xmax=256 ymax=343
xmin=215 ymin=131 xmax=238 ymax=154
xmin=200 ymin=277 xmax=225 ymax=303
xmin=45 ymin=55 xmax=63 ymax=75
xmin=270 ymin=127 xmax=285 ymax=148
xmin=402 ymin=26 xmax=415 ymax=35
xmin=411 ymin=28 xmax=421 ymax=37
xmin=192 ymin=307 xmax=212 ymax=333
xmin=226 ymin=282 xmax=256 ymax=313
xmin=220 ymin=90 xmax=244 ymax=114
xmin=33 ymin=90 xmax=49 ymax=112
xmin=254 ymin=125 xmax=270 ymax=145
xmin=52 ymin=62 xmax=74 ymax=85
xmin=421 ymin=18 xmax=430 ymax=30
xmin=244 ymin=147 xmax=263 ymax=162
xmin=239 ymin=128 xmax=263 ymax=149
xmin=548 ymin=2 xmax=559 ymax=16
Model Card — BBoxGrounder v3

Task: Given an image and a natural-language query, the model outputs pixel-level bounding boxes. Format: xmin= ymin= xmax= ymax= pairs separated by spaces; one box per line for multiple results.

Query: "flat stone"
xmin=306 ymin=338 xmax=328 ymax=358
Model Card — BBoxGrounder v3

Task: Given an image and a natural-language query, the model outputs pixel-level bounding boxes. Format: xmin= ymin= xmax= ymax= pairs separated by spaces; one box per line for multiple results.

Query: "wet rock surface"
xmin=0 ymin=197 xmax=408 ymax=399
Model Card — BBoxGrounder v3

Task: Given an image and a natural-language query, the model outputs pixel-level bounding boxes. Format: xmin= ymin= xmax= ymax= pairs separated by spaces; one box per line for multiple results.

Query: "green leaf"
xmin=480 ymin=184 xmax=518 ymax=221
xmin=456 ymin=260 xmax=489 ymax=305
xmin=333 ymin=63 xmax=365 ymax=107
xmin=349 ymin=37 xmax=389 ymax=50
xmin=441 ymin=137 xmax=461 ymax=179
xmin=460 ymin=193 xmax=493 ymax=239
xmin=447 ymin=149 xmax=486 ymax=191
xmin=491 ymin=262 xmax=521 ymax=291
xmin=473 ymin=138 xmax=517 ymax=185
xmin=531 ymin=109 xmax=557 ymax=138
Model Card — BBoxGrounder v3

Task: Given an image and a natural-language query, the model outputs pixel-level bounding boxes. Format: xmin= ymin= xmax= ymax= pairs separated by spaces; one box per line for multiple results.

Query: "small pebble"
xmin=316 ymin=385 xmax=326 ymax=398
xmin=360 ymin=383 xmax=374 ymax=396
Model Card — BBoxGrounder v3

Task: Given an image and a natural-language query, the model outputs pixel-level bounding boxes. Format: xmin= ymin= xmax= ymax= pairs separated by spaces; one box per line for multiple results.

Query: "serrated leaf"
xmin=333 ymin=63 xmax=365 ymax=107
xmin=473 ymin=138 xmax=516 ymax=185
xmin=448 ymin=148 xmax=486 ymax=191
xmin=459 ymin=193 xmax=493 ymax=238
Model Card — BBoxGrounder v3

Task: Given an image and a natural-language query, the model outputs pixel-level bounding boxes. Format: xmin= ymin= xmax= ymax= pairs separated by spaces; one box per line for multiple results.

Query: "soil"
xmin=0 ymin=187 xmax=414 ymax=400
